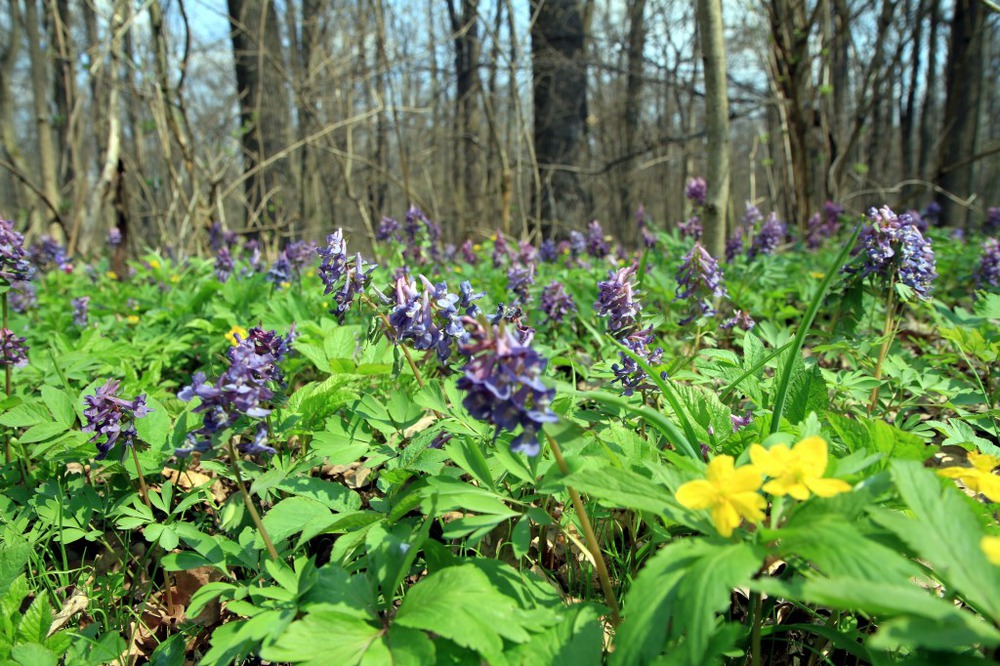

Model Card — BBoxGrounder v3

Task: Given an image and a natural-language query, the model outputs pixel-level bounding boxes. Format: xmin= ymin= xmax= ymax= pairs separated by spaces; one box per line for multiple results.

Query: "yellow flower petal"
xmin=729 ymin=464 xmax=764 ymax=494
xmin=969 ymin=452 xmax=1000 ymax=474
xmin=937 ymin=467 xmax=972 ymax=480
xmin=976 ymin=475 xmax=1000 ymax=503
xmin=676 ymin=479 xmax=717 ymax=510
xmin=806 ymin=476 xmax=853 ymax=498
xmin=729 ymin=491 xmax=767 ymax=523
xmin=711 ymin=503 xmax=742 ymax=538
xmin=983 ymin=536 xmax=1000 ymax=566
xmin=705 ymin=455 xmax=737 ymax=485
xmin=764 ymin=478 xmax=811 ymax=500
xmin=793 ymin=436 xmax=830 ymax=477
xmin=750 ymin=443 xmax=792 ymax=478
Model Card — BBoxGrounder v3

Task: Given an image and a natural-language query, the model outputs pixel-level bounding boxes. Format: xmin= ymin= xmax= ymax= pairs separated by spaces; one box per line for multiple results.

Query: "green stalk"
xmin=545 ymin=431 xmax=622 ymax=627
xmin=770 ymin=224 xmax=861 ymax=435
xmin=226 ymin=439 xmax=279 ymax=560
xmin=360 ymin=293 xmax=425 ymax=388
xmin=866 ymin=284 xmax=897 ymax=417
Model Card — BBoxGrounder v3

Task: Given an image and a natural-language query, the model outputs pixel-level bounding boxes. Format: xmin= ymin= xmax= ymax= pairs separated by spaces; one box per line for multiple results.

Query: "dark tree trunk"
xmin=448 ymin=0 xmax=482 ymax=237
xmin=530 ymin=0 xmax=591 ymax=239
xmin=618 ymin=0 xmax=646 ymax=240
xmin=227 ymin=0 xmax=292 ymax=239
xmin=918 ymin=0 xmax=940 ymax=184
xmin=935 ymin=0 xmax=985 ymax=230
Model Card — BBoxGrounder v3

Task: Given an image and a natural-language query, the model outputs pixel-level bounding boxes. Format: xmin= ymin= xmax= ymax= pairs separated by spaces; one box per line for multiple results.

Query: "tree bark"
xmin=227 ymin=0 xmax=293 ymax=239
xmin=530 ymin=0 xmax=590 ymax=239
xmin=696 ymin=0 xmax=731 ymax=259
xmin=618 ymin=0 xmax=646 ymax=240
xmin=935 ymin=0 xmax=986 ymax=229
xmin=447 ymin=0 xmax=482 ymax=236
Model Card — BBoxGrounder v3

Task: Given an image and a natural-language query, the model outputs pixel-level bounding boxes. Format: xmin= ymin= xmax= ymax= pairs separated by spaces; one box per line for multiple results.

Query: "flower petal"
xmin=983 ymin=536 xmax=1000 ymax=566
xmin=676 ymin=479 xmax=717 ymax=509
xmin=794 ymin=436 xmax=830 ymax=477
xmin=728 ymin=464 xmax=764 ymax=493
xmin=711 ymin=502 xmax=741 ymax=538
xmin=729 ymin=491 xmax=767 ymax=524
xmin=705 ymin=455 xmax=736 ymax=485
xmin=749 ymin=444 xmax=790 ymax=477
xmin=806 ymin=477 xmax=853 ymax=498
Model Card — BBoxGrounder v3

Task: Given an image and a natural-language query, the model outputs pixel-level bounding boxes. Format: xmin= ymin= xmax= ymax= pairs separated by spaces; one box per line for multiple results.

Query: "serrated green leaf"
xmin=395 ymin=564 xmax=532 ymax=663
xmin=10 ymin=643 xmax=58 ymax=666
xmin=40 ymin=387 xmax=75 ymax=429
xmin=259 ymin=611 xmax=382 ymax=665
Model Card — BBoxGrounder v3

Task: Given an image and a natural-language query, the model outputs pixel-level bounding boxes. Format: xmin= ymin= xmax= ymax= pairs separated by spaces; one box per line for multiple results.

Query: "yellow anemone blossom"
xmin=983 ymin=536 xmax=1000 ymax=566
xmin=148 ymin=259 xmax=160 ymax=269
xmin=749 ymin=436 xmax=852 ymax=500
xmin=106 ymin=271 xmax=118 ymax=280
xmin=169 ymin=274 xmax=181 ymax=284
xmin=225 ymin=325 xmax=249 ymax=346
xmin=938 ymin=451 xmax=1000 ymax=503
xmin=126 ymin=315 xmax=140 ymax=324
xmin=675 ymin=455 xmax=766 ymax=538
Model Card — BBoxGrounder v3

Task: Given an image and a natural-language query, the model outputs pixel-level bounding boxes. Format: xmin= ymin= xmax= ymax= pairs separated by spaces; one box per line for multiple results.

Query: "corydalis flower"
xmin=595 ymin=264 xmax=642 ymax=334
xmin=266 ymin=253 xmax=292 ymax=286
xmin=317 ymin=229 xmax=377 ymax=322
xmin=0 ymin=219 xmax=33 ymax=283
xmin=83 ymin=379 xmax=151 ymax=460
xmin=507 ymin=262 xmax=535 ymax=304
xmin=283 ymin=240 xmax=318 ymax=273
xmin=986 ymin=207 xmax=1000 ymax=235
xmin=72 ymin=296 xmax=90 ymax=328
xmin=215 ymin=247 xmax=233 ymax=283
xmin=376 ymin=216 xmax=400 ymax=241
xmin=108 ymin=228 xmax=123 ymax=247
xmin=685 ymin=177 xmax=707 ymax=207
xmin=923 ymin=201 xmax=942 ymax=226
xmin=540 ymin=281 xmax=577 ymax=324
xmin=677 ymin=216 xmax=702 ymax=241
xmin=0 ymin=328 xmax=29 ymax=368
xmin=851 ymin=205 xmax=937 ymax=299
xmin=460 ymin=239 xmax=480 ymax=264
xmin=8 ymin=281 xmax=35 ymax=313
xmin=675 ymin=242 xmax=728 ymax=325
xmin=636 ymin=205 xmax=657 ymax=248
xmin=389 ymin=275 xmax=467 ymax=361
xmin=748 ymin=212 xmax=785 ymax=260
xmin=586 ymin=220 xmax=609 ymax=259
xmin=806 ymin=201 xmax=844 ymax=249
xmin=492 ymin=232 xmax=510 ymax=268
xmin=176 ymin=326 xmax=291 ymax=456
xmin=612 ymin=326 xmax=663 ymax=396
xmin=29 ymin=235 xmax=73 ymax=273
xmin=456 ymin=319 xmax=557 ymax=456
xmin=976 ymin=238 xmax=1000 ymax=289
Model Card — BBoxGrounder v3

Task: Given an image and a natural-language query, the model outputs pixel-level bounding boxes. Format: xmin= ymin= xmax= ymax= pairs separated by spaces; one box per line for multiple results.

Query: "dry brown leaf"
xmin=48 ymin=590 xmax=89 ymax=637
xmin=162 ymin=467 xmax=227 ymax=504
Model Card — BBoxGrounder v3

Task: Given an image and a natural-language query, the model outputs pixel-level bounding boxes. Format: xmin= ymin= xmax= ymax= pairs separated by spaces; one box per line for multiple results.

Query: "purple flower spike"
xmin=317 ymin=229 xmax=349 ymax=290
xmin=730 ymin=411 xmax=754 ymax=432
xmin=685 ymin=177 xmax=707 ymax=207
xmin=9 ymin=281 xmax=35 ymax=313
xmin=923 ymin=201 xmax=942 ymax=227
xmin=748 ymin=212 xmax=786 ymax=260
xmin=29 ymin=235 xmax=73 ymax=273
xmin=507 ymin=262 xmax=535 ymax=304
xmin=611 ymin=326 xmax=663 ymax=396
xmin=492 ymin=232 xmax=510 ymax=268
xmin=72 ymin=296 xmax=90 ymax=328
xmin=850 ymin=205 xmax=937 ymax=299
xmin=541 ymin=281 xmax=577 ymax=324
xmin=675 ymin=242 xmax=728 ymax=325
xmin=0 ymin=328 xmax=29 ymax=368
xmin=83 ymin=379 xmax=151 ymax=460
xmin=376 ymin=216 xmax=400 ymax=241
xmin=215 ymin=247 xmax=233 ymax=283
xmin=0 ymin=219 xmax=33 ymax=283
xmin=460 ymin=239 xmax=480 ymax=265
xmin=586 ymin=220 xmax=609 ymax=259
xmin=985 ymin=207 xmax=1000 ymax=235
xmin=976 ymin=238 xmax=1000 ymax=289
xmin=456 ymin=319 xmax=556 ymax=456
xmin=595 ymin=264 xmax=643 ymax=334
xmin=677 ymin=216 xmax=702 ymax=241
xmin=108 ymin=228 xmax=123 ymax=247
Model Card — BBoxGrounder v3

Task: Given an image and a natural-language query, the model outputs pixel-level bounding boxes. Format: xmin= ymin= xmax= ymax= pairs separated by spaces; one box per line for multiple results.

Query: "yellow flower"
xmin=749 ymin=436 xmax=852 ymax=500
xmin=306 ymin=269 xmax=316 ymax=278
xmin=106 ymin=271 xmax=118 ymax=280
xmin=675 ymin=455 xmax=766 ymax=537
xmin=280 ymin=281 xmax=291 ymax=289
xmin=126 ymin=315 xmax=140 ymax=324
xmin=472 ymin=244 xmax=482 ymax=251
xmin=149 ymin=259 xmax=160 ymax=269
xmin=809 ymin=271 xmax=825 ymax=279
xmin=225 ymin=325 xmax=248 ymax=346
xmin=983 ymin=536 xmax=1000 ymax=566
xmin=938 ymin=452 xmax=1000 ymax=502
xmin=169 ymin=274 xmax=180 ymax=284
xmin=454 ymin=265 xmax=463 ymax=274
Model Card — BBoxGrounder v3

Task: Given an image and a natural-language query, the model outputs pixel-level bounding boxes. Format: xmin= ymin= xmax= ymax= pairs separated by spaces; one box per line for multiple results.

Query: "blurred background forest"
xmin=0 ymin=0 xmax=998 ymax=260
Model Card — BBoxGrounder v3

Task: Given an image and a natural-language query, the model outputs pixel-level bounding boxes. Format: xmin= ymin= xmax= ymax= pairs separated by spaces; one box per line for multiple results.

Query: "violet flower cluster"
xmin=215 ymin=247 xmax=234 ymax=283
xmin=636 ymin=205 xmax=657 ymax=248
xmin=586 ymin=220 xmax=609 ymax=259
xmin=72 ymin=296 xmax=90 ymax=328
xmin=507 ymin=262 xmax=535 ymax=304
xmin=726 ymin=203 xmax=763 ymax=263
xmin=456 ymin=318 xmax=556 ymax=456
xmin=675 ymin=242 xmax=729 ymax=325
xmin=389 ymin=274 xmax=469 ymax=361
xmin=317 ymin=229 xmax=377 ymax=323
xmin=29 ymin=235 xmax=73 ymax=273
xmin=540 ymin=281 xmax=577 ymax=324
xmin=850 ymin=205 xmax=937 ymax=300
xmin=8 ymin=281 xmax=35 ymax=313
xmin=492 ymin=232 xmax=511 ymax=268
xmin=923 ymin=202 xmax=942 ymax=227
xmin=108 ymin=228 xmax=123 ymax=247
xmin=747 ymin=212 xmax=786 ymax=260
xmin=685 ymin=177 xmax=707 ymax=207
xmin=806 ymin=201 xmax=844 ymax=249
xmin=976 ymin=238 xmax=1000 ymax=290
xmin=83 ymin=378 xmax=151 ymax=460
xmin=0 ymin=328 xmax=28 ymax=368
xmin=986 ymin=207 xmax=1000 ymax=235
xmin=595 ymin=264 xmax=663 ymax=395
xmin=177 ymin=326 xmax=292 ymax=457
xmin=0 ymin=218 xmax=33 ymax=283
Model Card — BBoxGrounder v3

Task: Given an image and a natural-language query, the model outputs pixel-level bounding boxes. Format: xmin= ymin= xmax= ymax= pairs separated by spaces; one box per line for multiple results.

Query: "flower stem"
xmin=867 ymin=288 xmax=897 ymax=417
xmin=225 ymin=439 xmax=279 ymax=560
xmin=3 ymin=291 xmax=11 ymax=465
xmin=130 ymin=445 xmax=153 ymax=511
xmin=749 ymin=590 xmax=763 ymax=666
xmin=544 ymin=431 xmax=622 ymax=627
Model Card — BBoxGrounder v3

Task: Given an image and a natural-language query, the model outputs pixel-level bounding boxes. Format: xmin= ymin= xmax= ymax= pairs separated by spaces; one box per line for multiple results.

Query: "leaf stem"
xmin=226 ymin=439 xmax=279 ymax=560
xmin=867 ymin=285 xmax=897 ymax=417
xmin=544 ymin=430 xmax=622 ymax=627
xmin=750 ymin=590 xmax=763 ymax=666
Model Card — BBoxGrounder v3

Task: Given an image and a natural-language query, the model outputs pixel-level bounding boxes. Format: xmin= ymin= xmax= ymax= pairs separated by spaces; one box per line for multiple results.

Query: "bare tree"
xmin=530 ymin=0 xmax=590 ymax=238
xmin=697 ymin=0 xmax=731 ymax=258
xmin=447 ymin=0 xmax=482 ymax=236
xmin=228 ymin=0 xmax=293 ymax=240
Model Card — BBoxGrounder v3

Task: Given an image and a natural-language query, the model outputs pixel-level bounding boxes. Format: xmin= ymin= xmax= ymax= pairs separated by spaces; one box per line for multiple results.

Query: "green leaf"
xmin=277 ymin=476 xmax=362 ymax=513
xmin=16 ymin=597 xmax=51 ymax=645
xmin=395 ymin=564 xmax=533 ymax=664
xmin=263 ymin=497 xmax=336 ymax=546
xmin=41 ymin=387 xmax=75 ymax=428
xmin=10 ymin=643 xmax=58 ymax=666
xmin=259 ymin=612 xmax=382 ymax=665
xmin=612 ymin=539 xmax=764 ymax=665
xmin=17 ymin=423 xmax=69 ymax=445
xmin=563 ymin=465 xmax=683 ymax=520
xmin=134 ymin=397 xmax=170 ymax=451
xmin=507 ymin=604 xmax=603 ymax=666
xmin=876 ymin=461 xmax=1000 ymax=623
xmin=0 ymin=402 xmax=50 ymax=428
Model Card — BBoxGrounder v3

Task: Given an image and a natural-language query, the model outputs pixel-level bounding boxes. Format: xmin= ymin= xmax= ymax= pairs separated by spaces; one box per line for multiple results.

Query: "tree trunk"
xmin=0 ymin=0 xmax=31 ymax=219
xmin=24 ymin=0 xmax=64 ymax=241
xmin=447 ymin=0 xmax=482 ymax=237
xmin=530 ymin=0 xmax=590 ymax=239
xmin=935 ymin=0 xmax=985 ymax=230
xmin=227 ymin=0 xmax=292 ymax=239
xmin=696 ymin=0 xmax=731 ymax=259
xmin=918 ymin=0 xmax=940 ymax=184
xmin=618 ymin=0 xmax=646 ymax=239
